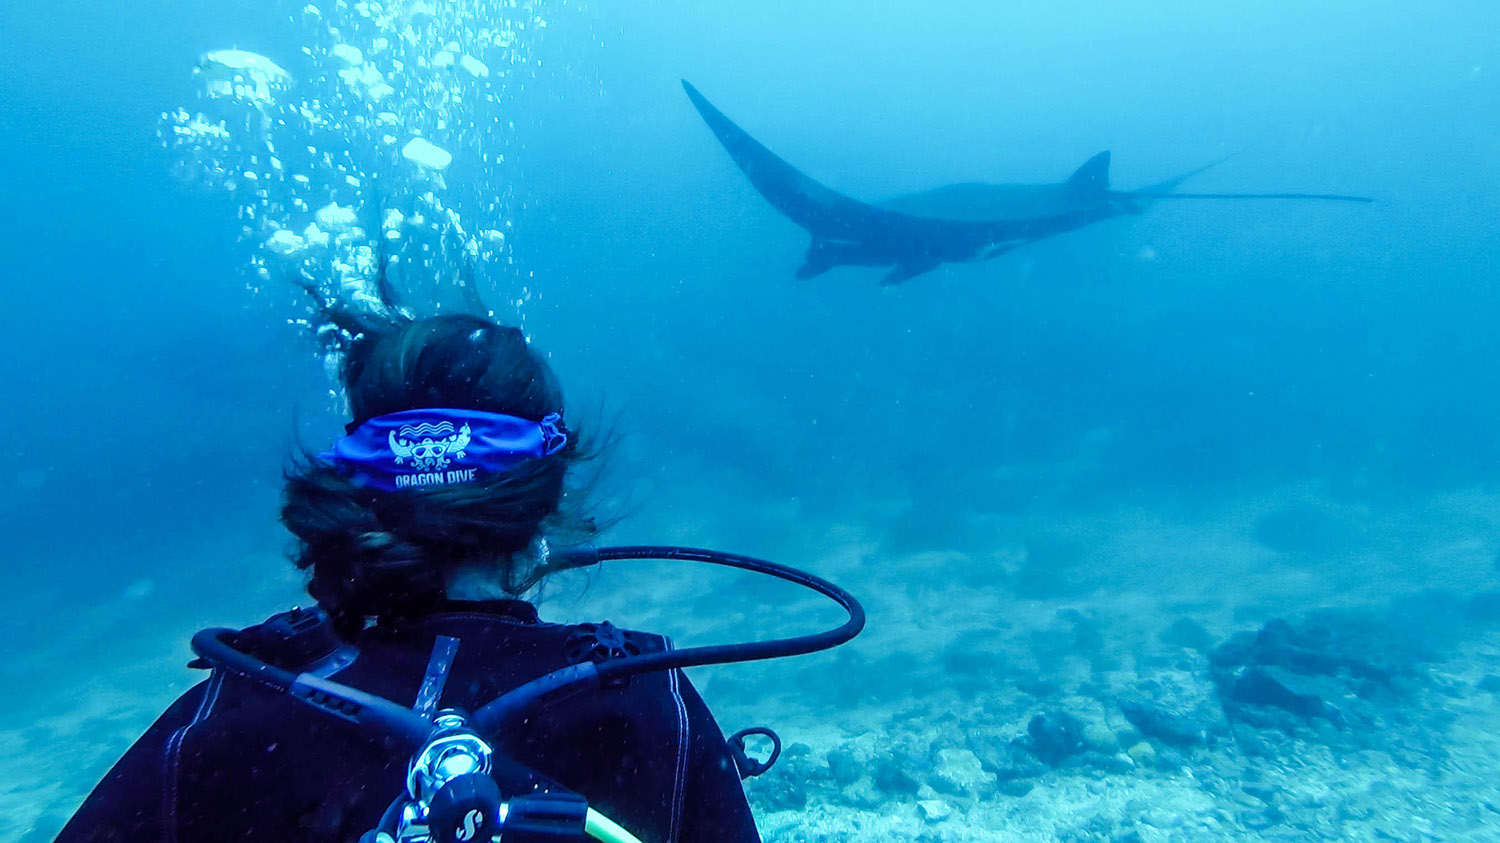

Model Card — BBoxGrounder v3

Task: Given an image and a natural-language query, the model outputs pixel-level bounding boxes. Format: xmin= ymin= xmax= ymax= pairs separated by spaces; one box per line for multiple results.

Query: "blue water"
xmin=3 ymin=1 xmax=1499 ymax=839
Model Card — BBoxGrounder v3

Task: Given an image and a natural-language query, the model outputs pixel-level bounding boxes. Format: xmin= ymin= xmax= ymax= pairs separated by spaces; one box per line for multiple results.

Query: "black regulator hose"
xmin=472 ymin=545 xmax=864 ymax=734
xmin=602 ymin=545 xmax=865 ymax=666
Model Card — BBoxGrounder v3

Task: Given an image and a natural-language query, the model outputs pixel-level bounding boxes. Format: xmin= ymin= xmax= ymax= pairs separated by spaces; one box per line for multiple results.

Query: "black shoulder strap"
xmin=199 ymin=607 xmax=358 ymax=676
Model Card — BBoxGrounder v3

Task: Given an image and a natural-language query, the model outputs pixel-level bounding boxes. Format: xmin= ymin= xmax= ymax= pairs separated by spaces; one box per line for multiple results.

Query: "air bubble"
xmin=161 ymin=0 xmax=562 ymax=364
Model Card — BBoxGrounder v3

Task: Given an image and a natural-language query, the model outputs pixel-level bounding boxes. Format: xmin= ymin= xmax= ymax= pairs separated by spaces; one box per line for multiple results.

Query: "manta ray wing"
xmin=684 ymin=80 xmax=973 ymax=244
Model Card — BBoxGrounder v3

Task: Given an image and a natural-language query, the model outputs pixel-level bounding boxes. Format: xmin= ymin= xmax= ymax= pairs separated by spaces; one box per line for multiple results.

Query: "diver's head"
xmin=281 ymin=313 xmax=590 ymax=634
xmin=340 ymin=314 xmax=561 ymax=430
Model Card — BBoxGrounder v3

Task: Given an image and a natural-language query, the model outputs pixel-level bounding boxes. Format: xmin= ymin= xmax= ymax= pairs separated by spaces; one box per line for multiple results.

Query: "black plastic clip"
xmin=500 ymin=791 xmax=590 ymax=842
xmin=727 ymin=726 xmax=782 ymax=779
xmin=564 ymin=622 xmax=641 ymax=688
xmin=190 ymin=607 xmax=355 ymax=676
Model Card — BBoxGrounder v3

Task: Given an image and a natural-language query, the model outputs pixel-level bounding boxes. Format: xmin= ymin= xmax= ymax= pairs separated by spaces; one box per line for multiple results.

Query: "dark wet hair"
xmin=281 ymin=310 xmax=593 ymax=634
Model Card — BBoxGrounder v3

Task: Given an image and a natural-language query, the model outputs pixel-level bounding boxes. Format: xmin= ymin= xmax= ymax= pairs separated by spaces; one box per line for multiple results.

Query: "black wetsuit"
xmin=58 ymin=600 xmax=761 ymax=842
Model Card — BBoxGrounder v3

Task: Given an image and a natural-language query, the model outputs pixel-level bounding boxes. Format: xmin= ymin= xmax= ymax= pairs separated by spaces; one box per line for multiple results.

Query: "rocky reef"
xmin=736 ymin=589 xmax=1500 ymax=842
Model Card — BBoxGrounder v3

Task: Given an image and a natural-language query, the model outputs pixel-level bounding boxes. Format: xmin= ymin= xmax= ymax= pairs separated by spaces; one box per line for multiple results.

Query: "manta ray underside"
xmin=682 ymin=80 xmax=1372 ymax=285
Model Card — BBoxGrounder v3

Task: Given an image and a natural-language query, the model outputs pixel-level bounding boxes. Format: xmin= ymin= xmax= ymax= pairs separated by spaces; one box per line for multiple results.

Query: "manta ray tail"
xmin=1131 ymin=191 xmax=1375 ymax=203
xmin=1123 ymin=150 xmax=1374 ymax=203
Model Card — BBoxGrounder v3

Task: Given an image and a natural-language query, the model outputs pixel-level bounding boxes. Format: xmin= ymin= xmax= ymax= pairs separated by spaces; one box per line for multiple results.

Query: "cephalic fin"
xmin=796 ymin=238 xmax=841 ymax=279
xmin=880 ymin=260 xmax=941 ymax=285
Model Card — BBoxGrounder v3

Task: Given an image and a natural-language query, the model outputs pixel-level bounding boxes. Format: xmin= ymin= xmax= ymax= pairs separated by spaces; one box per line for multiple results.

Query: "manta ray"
xmin=682 ymin=80 xmax=1372 ymax=285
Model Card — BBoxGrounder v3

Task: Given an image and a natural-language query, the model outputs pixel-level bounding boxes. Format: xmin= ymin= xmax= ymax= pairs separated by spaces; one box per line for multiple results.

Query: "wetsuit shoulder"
xmin=55 ymin=679 xmax=214 ymax=842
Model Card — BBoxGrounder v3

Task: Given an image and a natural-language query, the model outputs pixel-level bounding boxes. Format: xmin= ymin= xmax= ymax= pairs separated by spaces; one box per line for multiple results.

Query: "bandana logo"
xmin=389 ymin=420 xmax=472 ymax=471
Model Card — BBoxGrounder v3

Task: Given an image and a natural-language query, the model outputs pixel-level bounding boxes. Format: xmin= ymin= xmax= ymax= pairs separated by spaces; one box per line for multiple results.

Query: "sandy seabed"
xmin=9 ymin=484 xmax=1500 ymax=841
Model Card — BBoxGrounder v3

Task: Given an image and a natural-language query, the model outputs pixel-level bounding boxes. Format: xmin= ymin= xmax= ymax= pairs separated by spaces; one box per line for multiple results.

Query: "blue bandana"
xmin=325 ymin=408 xmax=567 ymax=492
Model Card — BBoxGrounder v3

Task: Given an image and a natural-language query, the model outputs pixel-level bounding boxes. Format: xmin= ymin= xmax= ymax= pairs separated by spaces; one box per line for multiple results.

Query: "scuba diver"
xmin=57 ymin=279 xmax=863 ymax=842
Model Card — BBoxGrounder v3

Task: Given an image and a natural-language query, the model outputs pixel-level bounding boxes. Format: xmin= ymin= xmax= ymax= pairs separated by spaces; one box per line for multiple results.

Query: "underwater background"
xmin=3 ymin=0 xmax=1500 ymax=839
